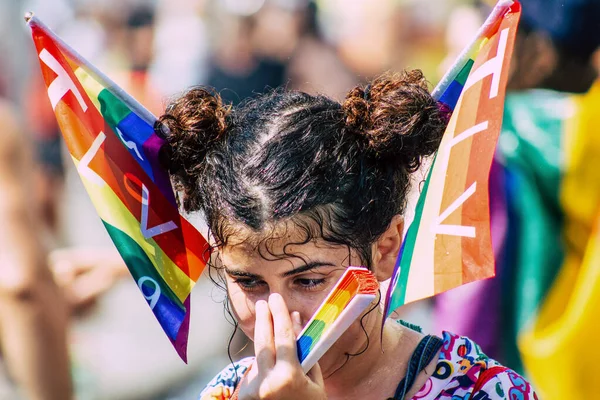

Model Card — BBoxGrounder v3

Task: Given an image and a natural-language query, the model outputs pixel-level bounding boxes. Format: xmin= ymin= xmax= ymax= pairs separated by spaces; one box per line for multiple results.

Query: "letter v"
xmin=78 ymin=132 xmax=106 ymax=187
xmin=432 ymin=182 xmax=477 ymax=238
xmin=140 ymin=184 xmax=177 ymax=239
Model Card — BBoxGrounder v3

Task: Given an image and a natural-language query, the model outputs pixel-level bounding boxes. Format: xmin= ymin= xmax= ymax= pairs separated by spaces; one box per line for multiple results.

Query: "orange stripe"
xmin=460 ymin=11 xmax=518 ymax=283
xmin=433 ymin=93 xmax=478 ymax=293
xmin=433 ymin=9 xmax=519 ymax=291
xmin=460 ymin=42 xmax=495 ymax=284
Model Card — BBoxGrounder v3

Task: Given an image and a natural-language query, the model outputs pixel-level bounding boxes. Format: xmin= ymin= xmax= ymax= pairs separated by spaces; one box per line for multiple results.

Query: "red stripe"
xmin=461 ymin=8 xmax=518 ymax=283
xmin=460 ymin=50 xmax=494 ymax=284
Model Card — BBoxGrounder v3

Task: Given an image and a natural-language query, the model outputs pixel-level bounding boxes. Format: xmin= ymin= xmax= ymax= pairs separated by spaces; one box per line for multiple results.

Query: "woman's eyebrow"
xmin=223 ymin=262 xmax=336 ymax=279
xmin=281 ymin=262 xmax=336 ymax=277
xmin=223 ymin=268 xmax=262 ymax=279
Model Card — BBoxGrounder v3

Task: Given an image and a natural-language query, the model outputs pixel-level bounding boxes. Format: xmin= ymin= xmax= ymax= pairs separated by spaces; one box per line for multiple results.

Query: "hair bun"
xmin=159 ymin=87 xmax=230 ymax=172
xmin=158 ymin=87 xmax=231 ymax=209
xmin=343 ymin=70 xmax=447 ymax=172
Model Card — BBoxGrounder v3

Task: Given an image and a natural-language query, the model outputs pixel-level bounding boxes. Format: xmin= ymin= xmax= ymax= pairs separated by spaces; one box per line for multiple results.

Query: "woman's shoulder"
xmin=199 ymin=357 xmax=254 ymax=400
xmin=412 ymin=331 xmax=537 ymax=399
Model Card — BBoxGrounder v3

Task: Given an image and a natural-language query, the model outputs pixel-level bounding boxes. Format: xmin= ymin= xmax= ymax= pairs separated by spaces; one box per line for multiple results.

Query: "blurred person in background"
xmin=24 ymin=75 xmax=65 ymax=238
xmin=435 ymin=0 xmax=600 ymax=397
xmin=317 ymin=0 xmax=450 ymax=84
xmin=321 ymin=0 xmax=399 ymax=79
xmin=205 ymin=1 xmax=294 ymax=105
xmin=0 ymin=73 xmax=73 ymax=399
xmin=286 ymin=1 xmax=357 ymax=100
xmin=151 ymin=0 xmax=212 ymax=96
xmin=119 ymin=4 xmax=164 ymax=115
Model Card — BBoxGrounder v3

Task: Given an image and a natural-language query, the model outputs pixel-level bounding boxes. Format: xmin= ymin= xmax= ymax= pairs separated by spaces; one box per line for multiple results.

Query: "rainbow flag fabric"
xmin=27 ymin=14 xmax=209 ymax=361
xmin=383 ymin=1 xmax=521 ymax=319
xmin=514 ymin=81 xmax=600 ymax=398
xmin=433 ymin=80 xmax=600 ymax=399
xmin=296 ymin=267 xmax=378 ymax=373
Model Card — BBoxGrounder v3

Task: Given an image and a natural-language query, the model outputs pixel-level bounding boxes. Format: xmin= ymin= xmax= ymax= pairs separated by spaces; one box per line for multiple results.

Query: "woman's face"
xmin=217 ymin=232 xmax=381 ymax=368
xmin=220 ymin=237 xmax=360 ymax=339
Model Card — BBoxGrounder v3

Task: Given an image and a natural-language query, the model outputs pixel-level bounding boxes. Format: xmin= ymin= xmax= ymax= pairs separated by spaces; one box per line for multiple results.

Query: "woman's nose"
xmin=273 ymin=294 xmax=308 ymax=327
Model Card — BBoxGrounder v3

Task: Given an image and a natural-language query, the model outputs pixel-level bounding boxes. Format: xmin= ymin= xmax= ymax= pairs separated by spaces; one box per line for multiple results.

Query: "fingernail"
xmin=291 ymin=311 xmax=303 ymax=336
xmin=268 ymin=292 xmax=282 ymax=303
xmin=255 ymin=300 xmax=267 ymax=311
xmin=291 ymin=311 xmax=302 ymax=326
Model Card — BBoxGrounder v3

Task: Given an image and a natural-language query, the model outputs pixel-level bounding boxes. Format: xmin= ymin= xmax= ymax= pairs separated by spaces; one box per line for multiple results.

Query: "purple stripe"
xmin=433 ymin=159 xmax=506 ymax=359
xmin=172 ymin=296 xmax=191 ymax=363
xmin=143 ymin=134 xmax=177 ymax=207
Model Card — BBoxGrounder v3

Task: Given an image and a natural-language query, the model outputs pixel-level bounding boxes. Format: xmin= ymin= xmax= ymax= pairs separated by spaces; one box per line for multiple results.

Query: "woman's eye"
xmin=295 ymin=278 xmax=326 ymax=291
xmin=233 ymin=278 xmax=266 ymax=292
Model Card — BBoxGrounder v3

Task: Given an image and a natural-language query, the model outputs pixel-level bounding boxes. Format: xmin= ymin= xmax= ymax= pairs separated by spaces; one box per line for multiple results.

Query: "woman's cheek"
xmin=288 ymin=297 xmax=325 ymax=332
xmin=228 ymin=287 xmax=258 ymax=339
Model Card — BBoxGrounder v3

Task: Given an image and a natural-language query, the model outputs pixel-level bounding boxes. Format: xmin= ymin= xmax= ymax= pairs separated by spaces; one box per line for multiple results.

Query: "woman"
xmin=159 ymin=71 xmax=537 ymax=399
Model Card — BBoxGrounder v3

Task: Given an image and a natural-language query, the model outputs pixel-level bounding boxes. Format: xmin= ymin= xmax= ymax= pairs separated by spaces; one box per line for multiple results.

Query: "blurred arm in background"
xmin=0 ymin=99 xmax=72 ymax=400
xmin=49 ymin=246 xmax=128 ymax=316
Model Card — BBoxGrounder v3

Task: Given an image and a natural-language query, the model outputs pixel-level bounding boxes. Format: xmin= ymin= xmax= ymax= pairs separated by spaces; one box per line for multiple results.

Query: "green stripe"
xmin=102 ymin=220 xmax=184 ymax=310
xmin=389 ymin=155 xmax=437 ymax=310
xmin=498 ymin=91 xmax=566 ymax=373
xmin=455 ymin=59 xmax=474 ymax=86
xmin=98 ymin=88 xmax=131 ymax=127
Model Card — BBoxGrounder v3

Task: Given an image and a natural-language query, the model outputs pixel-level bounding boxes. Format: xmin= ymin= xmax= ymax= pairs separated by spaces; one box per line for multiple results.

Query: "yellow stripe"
xmin=74 ymin=67 xmax=103 ymax=113
xmin=519 ymin=82 xmax=600 ymax=399
xmin=72 ymin=156 xmax=193 ymax=301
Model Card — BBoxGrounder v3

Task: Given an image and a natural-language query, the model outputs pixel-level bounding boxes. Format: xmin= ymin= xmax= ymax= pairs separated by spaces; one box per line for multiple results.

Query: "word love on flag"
xmin=27 ymin=13 xmax=209 ymax=361
xmin=385 ymin=1 xmax=520 ymax=317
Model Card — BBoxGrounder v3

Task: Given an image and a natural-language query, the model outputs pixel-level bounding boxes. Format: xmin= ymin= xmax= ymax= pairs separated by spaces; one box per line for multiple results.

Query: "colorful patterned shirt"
xmin=199 ymin=331 xmax=537 ymax=399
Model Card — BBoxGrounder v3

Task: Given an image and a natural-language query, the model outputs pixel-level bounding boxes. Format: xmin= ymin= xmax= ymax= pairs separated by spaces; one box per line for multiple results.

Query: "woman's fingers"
xmin=307 ymin=362 xmax=324 ymax=387
xmin=242 ymin=295 xmax=326 ymax=400
xmin=291 ymin=311 xmax=303 ymax=336
xmin=254 ymin=299 xmax=275 ymax=373
xmin=268 ymin=293 xmax=299 ymax=364
xmin=291 ymin=309 xmax=324 ymax=387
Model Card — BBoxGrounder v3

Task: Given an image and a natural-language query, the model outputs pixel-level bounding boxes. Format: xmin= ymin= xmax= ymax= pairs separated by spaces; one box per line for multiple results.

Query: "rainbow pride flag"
xmin=383 ymin=1 xmax=521 ymax=319
xmin=515 ymin=81 xmax=600 ymax=398
xmin=433 ymin=80 xmax=600 ymax=396
xmin=27 ymin=14 xmax=209 ymax=361
xmin=297 ymin=267 xmax=378 ymax=373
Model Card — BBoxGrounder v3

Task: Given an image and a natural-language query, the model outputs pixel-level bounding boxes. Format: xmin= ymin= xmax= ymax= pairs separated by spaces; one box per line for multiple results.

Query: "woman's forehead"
xmin=220 ymin=219 xmax=332 ymax=250
xmin=218 ymin=236 xmax=353 ymax=269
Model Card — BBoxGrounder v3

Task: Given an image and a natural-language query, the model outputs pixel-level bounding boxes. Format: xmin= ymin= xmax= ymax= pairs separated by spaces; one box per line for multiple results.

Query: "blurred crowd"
xmin=0 ymin=0 xmax=598 ymax=399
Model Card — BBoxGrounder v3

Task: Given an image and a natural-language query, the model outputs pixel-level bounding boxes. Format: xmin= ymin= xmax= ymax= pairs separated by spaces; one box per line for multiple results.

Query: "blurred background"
xmin=0 ymin=0 xmax=598 ymax=399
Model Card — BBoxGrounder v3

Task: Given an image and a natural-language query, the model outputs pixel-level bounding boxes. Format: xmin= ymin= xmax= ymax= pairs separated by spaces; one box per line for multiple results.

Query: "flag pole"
xmin=24 ymin=12 xmax=158 ymax=126
xmin=432 ymin=0 xmax=514 ymax=100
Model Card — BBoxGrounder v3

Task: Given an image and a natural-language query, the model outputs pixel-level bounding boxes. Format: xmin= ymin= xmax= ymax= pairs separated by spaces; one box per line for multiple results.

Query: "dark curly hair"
xmin=159 ymin=70 xmax=446 ymax=267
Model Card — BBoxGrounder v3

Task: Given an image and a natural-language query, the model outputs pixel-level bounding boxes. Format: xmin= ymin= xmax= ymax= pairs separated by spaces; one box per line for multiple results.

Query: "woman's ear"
xmin=372 ymin=215 xmax=404 ymax=282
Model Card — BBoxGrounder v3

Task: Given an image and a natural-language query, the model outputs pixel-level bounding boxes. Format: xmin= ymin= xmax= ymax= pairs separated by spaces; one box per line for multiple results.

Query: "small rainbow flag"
xmin=297 ymin=267 xmax=378 ymax=373
xmin=383 ymin=1 xmax=521 ymax=319
xmin=27 ymin=14 xmax=209 ymax=361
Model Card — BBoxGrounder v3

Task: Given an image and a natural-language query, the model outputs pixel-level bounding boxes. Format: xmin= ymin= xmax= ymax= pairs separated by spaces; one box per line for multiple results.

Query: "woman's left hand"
xmin=237 ymin=293 xmax=327 ymax=400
